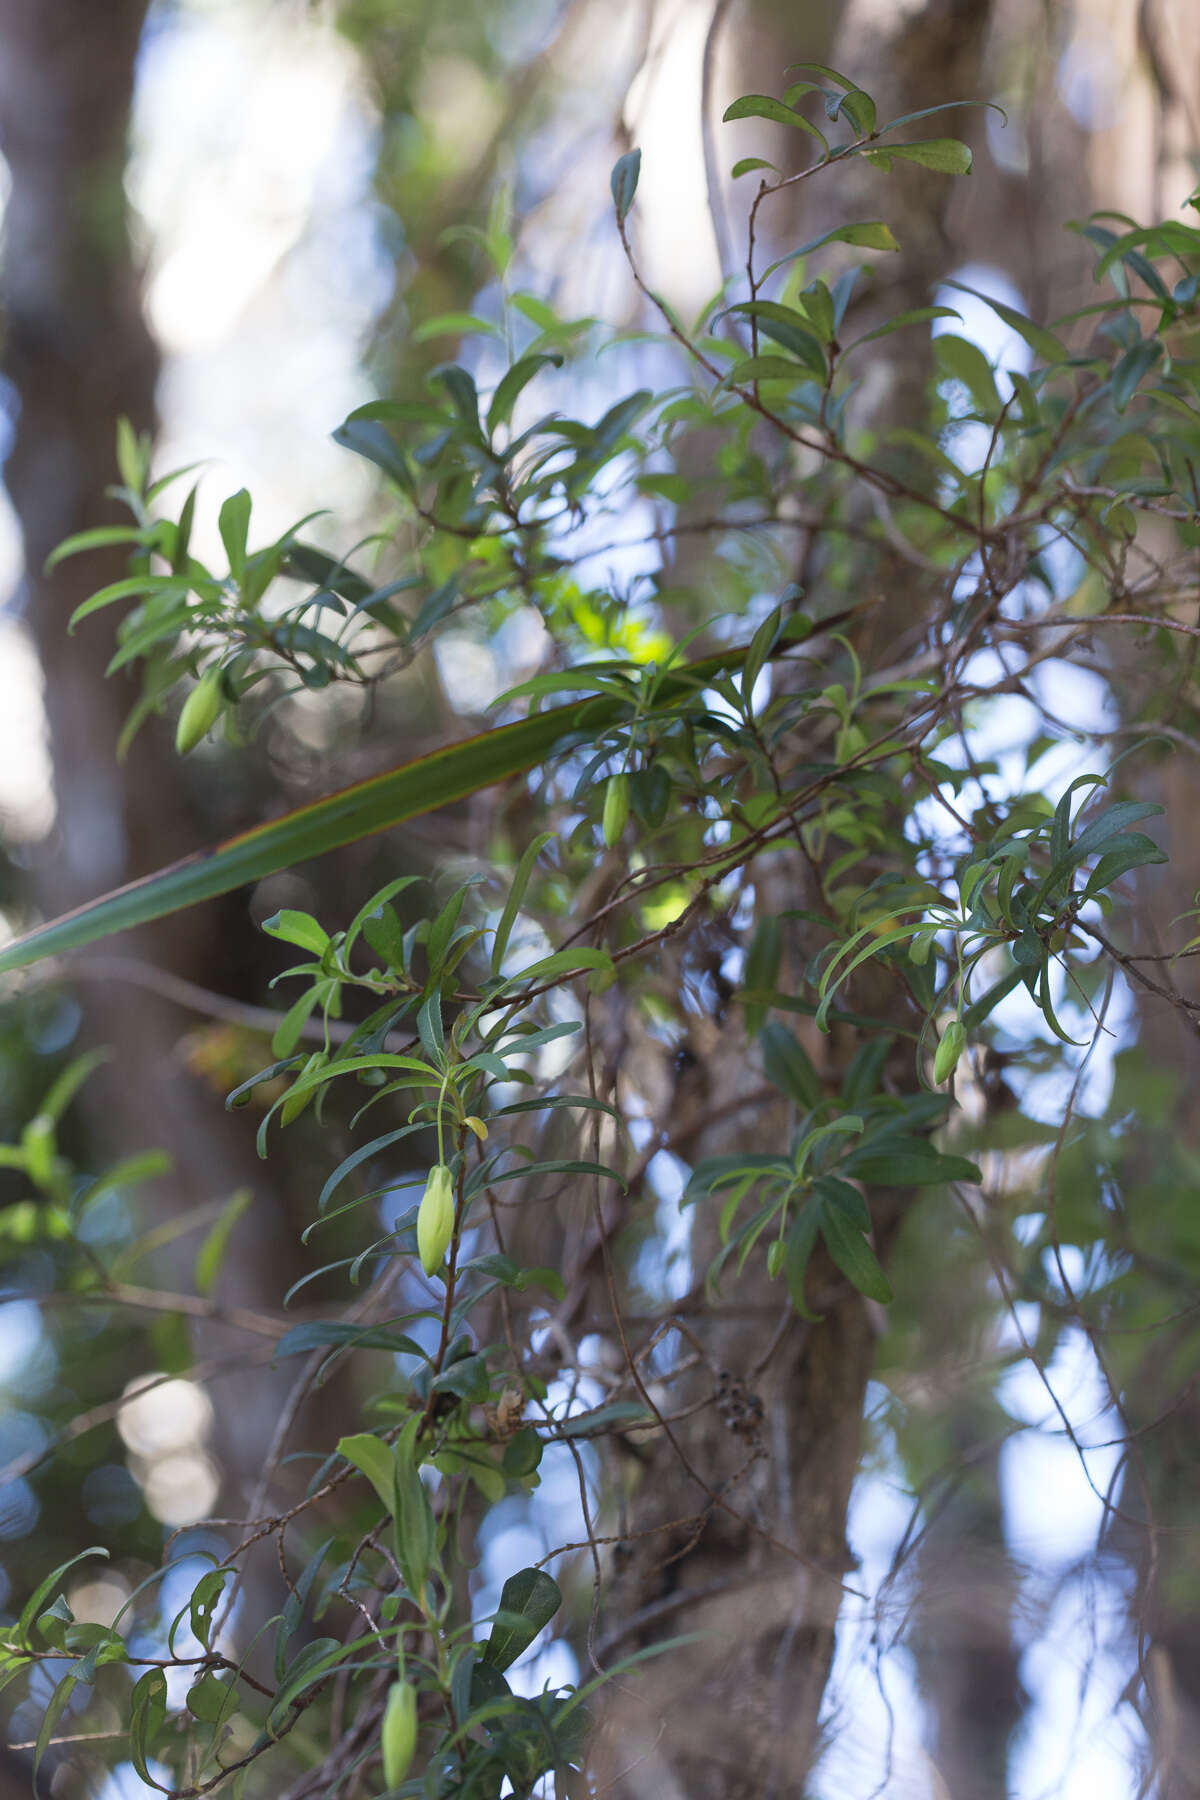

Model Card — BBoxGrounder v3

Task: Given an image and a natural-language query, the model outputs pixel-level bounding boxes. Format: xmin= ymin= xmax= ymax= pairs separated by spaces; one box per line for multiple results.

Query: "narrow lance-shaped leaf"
xmin=0 ymin=643 xmax=783 ymax=976
xmin=610 ymin=149 xmax=641 ymax=222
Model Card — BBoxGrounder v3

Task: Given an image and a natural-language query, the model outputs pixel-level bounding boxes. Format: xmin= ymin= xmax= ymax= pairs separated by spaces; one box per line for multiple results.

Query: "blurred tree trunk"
xmin=1070 ymin=5 xmax=1200 ymax=1791
xmin=594 ymin=4 xmax=1004 ymax=1792
xmin=0 ymin=0 xmax=298 ymax=1535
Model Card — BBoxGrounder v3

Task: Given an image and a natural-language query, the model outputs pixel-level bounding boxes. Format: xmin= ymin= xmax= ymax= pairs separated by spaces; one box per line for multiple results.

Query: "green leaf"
xmin=722 ymin=93 xmax=829 ymax=152
xmin=940 ymin=280 xmax=1068 ymax=364
xmin=813 ymin=219 xmax=898 ymax=252
xmin=194 ymin=1187 xmax=254 ymax=1295
xmin=332 ymin=415 xmax=414 ymax=491
xmin=412 ymin=311 xmax=502 ymax=343
xmin=785 ymin=61 xmax=857 ymax=91
xmin=865 ymin=137 xmax=972 ymax=174
xmin=1111 ymin=339 xmax=1162 ymax=411
xmin=188 ymin=1569 xmax=227 ymax=1651
xmin=731 ymin=157 xmax=778 ymax=179
xmin=845 ymin=306 xmax=960 ymax=349
xmin=432 ymin=363 xmax=481 ymax=430
xmin=70 ymin=1148 xmax=171 ymax=1223
xmin=832 ymin=88 xmax=876 ymax=136
xmin=45 ymin=524 xmax=150 ymax=571
xmin=1082 ymin=834 xmax=1167 ymax=897
xmin=502 ymin=1428 xmax=544 ymax=1476
xmin=270 ymin=982 xmax=325 ymax=1059
xmin=392 ymin=1417 xmax=437 ymax=1599
xmin=784 ymin=1204 xmax=821 ymax=1317
xmin=935 ymin=334 xmax=1001 ymax=413
xmin=483 ymin=1568 xmax=562 ymax=1671
xmin=0 ymin=644 xmax=772 ymax=976
xmin=726 ymin=302 xmax=827 ymax=368
xmin=68 ymin=573 xmax=192 ymax=633
xmin=742 ymin=916 xmax=782 ymax=1037
xmin=268 ymin=1637 xmax=345 ymax=1731
xmin=761 ymin=220 xmax=899 ymax=284
xmin=726 ymin=353 xmax=820 ymax=387
xmin=487 ymin=353 xmax=564 ymax=434
xmin=492 ymin=832 xmax=555 ymax=976
xmin=338 ymin=1432 xmax=397 ymax=1514
xmin=262 ymin=909 xmax=330 ymax=956
xmin=557 ymin=1402 xmax=649 ymax=1438
xmin=129 ymin=1668 xmax=168 ymax=1789
xmin=218 ymin=488 xmax=252 ymax=587
xmin=760 ymin=1023 xmax=823 ymax=1109
xmin=18 ymin=1546 xmax=109 ymax=1643
xmin=187 ymin=1671 xmax=237 ymax=1725
xmin=818 ymin=1198 xmax=893 ymax=1303
xmin=35 ymin=1675 xmax=79 ymax=1795
xmin=610 ymin=148 xmax=642 ymax=222
xmin=844 ymin=1148 xmax=981 ymax=1186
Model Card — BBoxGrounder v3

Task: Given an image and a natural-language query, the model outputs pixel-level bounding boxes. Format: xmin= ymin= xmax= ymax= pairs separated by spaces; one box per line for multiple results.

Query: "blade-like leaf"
xmin=0 ymin=646 xmax=772 ymax=975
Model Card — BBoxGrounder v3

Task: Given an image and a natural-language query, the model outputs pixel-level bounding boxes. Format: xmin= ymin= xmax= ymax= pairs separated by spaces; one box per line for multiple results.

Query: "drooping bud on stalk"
xmin=380 ymin=1678 xmax=418 ymax=1789
xmin=933 ymin=1020 xmax=966 ymax=1085
xmin=175 ymin=666 xmax=224 ymax=756
xmin=602 ymin=773 xmax=630 ymax=847
xmin=417 ymin=1163 xmax=455 ymax=1276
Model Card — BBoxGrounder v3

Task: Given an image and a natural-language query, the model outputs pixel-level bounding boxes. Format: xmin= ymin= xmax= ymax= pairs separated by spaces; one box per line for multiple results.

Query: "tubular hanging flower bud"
xmin=602 ymin=773 xmax=630 ymax=847
xmin=933 ymin=1020 xmax=966 ymax=1085
xmin=417 ymin=1163 xmax=455 ymax=1276
xmin=380 ymin=1678 xmax=418 ymax=1789
xmin=175 ymin=666 xmax=223 ymax=756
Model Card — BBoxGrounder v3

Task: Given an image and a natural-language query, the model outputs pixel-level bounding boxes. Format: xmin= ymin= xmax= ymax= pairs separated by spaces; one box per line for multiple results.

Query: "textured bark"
xmin=593 ymin=1031 xmax=880 ymax=1800
xmin=1067 ymin=8 xmax=1200 ymax=1789
xmin=596 ymin=3 xmax=1014 ymax=1789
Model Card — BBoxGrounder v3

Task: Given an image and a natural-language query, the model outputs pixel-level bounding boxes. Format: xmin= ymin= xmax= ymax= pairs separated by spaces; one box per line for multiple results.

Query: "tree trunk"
xmin=0 ymin=0 xmax=299 ymax=1544
xmin=598 ymin=8 xmax=1021 ymax=1794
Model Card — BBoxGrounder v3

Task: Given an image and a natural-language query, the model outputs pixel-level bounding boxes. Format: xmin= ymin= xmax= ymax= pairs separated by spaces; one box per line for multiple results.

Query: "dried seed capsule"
xmin=602 ymin=773 xmax=630 ymax=847
xmin=381 ymin=1678 xmax=418 ymax=1789
xmin=175 ymin=666 xmax=223 ymax=756
xmin=417 ymin=1163 xmax=455 ymax=1276
xmin=933 ymin=1021 xmax=966 ymax=1085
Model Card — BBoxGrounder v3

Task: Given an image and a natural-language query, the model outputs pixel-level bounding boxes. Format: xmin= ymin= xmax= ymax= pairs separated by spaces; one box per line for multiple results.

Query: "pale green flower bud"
xmin=602 ymin=773 xmax=630 ymax=847
xmin=381 ymin=1677 xmax=418 ymax=1789
xmin=175 ymin=666 xmax=223 ymax=756
xmin=417 ymin=1163 xmax=455 ymax=1276
xmin=933 ymin=1021 xmax=966 ymax=1085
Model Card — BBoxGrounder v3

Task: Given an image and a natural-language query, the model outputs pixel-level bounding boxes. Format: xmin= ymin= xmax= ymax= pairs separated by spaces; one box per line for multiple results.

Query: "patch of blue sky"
xmin=630 ymin=1149 xmax=693 ymax=1303
xmin=1011 ymin=1567 xmax=1143 ymax=1800
xmin=93 ymin=1761 xmax=174 ymax=1800
xmin=0 ymin=1298 xmax=55 ymax=1399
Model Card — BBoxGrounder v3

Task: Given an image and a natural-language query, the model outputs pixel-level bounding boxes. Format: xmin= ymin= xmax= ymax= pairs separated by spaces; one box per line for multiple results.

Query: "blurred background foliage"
xmin=0 ymin=0 xmax=1197 ymax=1796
